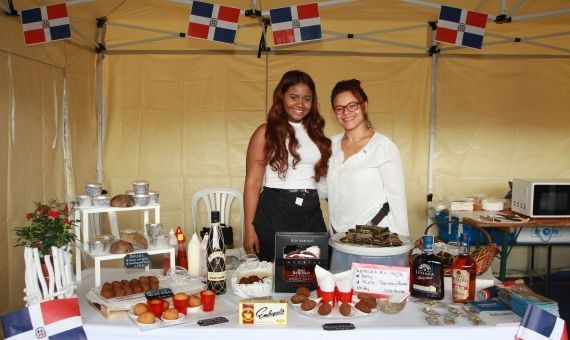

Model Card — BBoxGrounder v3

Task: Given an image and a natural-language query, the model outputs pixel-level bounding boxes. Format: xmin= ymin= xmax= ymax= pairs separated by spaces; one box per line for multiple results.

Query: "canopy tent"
xmin=1 ymin=0 xmax=569 ymax=316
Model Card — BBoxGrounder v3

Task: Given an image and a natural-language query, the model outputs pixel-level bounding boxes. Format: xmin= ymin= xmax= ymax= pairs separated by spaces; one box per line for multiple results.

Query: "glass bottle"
xmin=206 ymin=211 xmax=226 ymax=295
xmin=452 ymin=233 xmax=477 ymax=303
xmin=411 ymin=235 xmax=444 ymax=300
xmin=175 ymin=226 xmax=188 ymax=270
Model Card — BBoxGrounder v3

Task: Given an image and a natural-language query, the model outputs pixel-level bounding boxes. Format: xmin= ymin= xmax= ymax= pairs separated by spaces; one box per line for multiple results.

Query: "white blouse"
xmin=326 ymin=132 xmax=409 ymax=236
xmin=264 ymin=121 xmax=321 ymax=189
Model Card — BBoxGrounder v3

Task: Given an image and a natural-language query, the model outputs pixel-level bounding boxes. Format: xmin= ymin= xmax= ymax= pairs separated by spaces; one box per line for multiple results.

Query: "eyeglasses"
xmin=334 ymin=101 xmax=362 ymax=115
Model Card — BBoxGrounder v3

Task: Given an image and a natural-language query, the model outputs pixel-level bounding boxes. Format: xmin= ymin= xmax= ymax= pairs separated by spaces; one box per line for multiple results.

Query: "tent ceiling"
xmin=5 ymin=0 xmax=569 ymax=55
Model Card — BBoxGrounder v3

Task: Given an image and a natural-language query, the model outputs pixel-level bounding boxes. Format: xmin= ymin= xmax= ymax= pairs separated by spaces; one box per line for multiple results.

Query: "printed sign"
xmin=351 ymin=263 xmax=410 ymax=297
xmin=145 ymin=288 xmax=174 ymax=300
xmin=124 ymin=253 xmax=150 ymax=268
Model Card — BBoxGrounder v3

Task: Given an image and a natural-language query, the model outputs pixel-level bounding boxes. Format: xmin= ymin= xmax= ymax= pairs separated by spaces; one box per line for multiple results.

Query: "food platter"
xmin=288 ymin=292 xmax=378 ymax=320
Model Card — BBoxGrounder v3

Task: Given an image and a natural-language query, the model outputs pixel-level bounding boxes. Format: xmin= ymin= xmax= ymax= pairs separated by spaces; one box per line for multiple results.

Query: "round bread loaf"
xmin=110 ymin=240 xmax=134 ymax=254
xmin=111 ymin=194 xmax=135 ymax=207
xmin=121 ymin=232 xmax=148 ymax=249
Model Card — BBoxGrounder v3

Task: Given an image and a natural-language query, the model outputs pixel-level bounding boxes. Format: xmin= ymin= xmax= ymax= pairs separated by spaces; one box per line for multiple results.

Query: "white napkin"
xmin=314 ymin=265 xmax=335 ymax=292
xmin=333 ymin=269 xmax=354 ymax=293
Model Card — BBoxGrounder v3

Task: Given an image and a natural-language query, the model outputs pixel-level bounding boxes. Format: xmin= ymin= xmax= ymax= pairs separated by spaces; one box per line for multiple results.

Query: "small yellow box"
xmin=238 ymin=300 xmax=288 ymax=325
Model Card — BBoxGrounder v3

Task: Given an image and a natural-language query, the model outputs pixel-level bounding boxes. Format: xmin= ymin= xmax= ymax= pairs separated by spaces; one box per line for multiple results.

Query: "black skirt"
xmin=253 ymin=187 xmax=327 ymax=261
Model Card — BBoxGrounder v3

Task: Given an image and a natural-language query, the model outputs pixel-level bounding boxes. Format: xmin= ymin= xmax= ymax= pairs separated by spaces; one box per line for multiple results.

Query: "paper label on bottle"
xmin=208 ymin=271 xmax=226 ymax=282
xmin=452 ymin=269 xmax=470 ymax=300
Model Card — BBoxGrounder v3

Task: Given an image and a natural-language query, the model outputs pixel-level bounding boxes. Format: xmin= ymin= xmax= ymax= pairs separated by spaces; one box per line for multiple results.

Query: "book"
xmin=468 ymin=299 xmax=522 ymax=326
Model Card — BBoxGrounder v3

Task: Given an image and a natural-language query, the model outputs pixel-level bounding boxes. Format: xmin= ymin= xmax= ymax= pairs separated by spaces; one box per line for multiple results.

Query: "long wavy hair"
xmin=265 ymin=70 xmax=331 ymax=181
xmin=330 ymin=79 xmax=374 ymax=131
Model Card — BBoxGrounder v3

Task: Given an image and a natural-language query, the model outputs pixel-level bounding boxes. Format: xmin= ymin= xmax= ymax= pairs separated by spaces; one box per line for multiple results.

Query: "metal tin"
xmin=85 ymin=183 xmax=103 ymax=197
xmin=132 ymin=181 xmax=149 ymax=194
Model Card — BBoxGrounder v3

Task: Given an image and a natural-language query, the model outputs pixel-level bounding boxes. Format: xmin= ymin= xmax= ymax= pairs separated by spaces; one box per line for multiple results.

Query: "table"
xmin=450 ymin=210 xmax=570 ymax=282
xmin=78 ymin=268 xmax=519 ymax=340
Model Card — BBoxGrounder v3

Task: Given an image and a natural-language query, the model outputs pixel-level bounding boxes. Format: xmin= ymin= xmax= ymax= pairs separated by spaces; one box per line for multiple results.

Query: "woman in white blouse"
xmin=326 ymin=79 xmax=409 ymax=237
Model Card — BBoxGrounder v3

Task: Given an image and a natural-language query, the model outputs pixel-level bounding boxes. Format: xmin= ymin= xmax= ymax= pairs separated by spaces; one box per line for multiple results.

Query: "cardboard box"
xmin=238 ymin=300 xmax=288 ymax=325
xmin=274 ymin=232 xmax=329 ymax=293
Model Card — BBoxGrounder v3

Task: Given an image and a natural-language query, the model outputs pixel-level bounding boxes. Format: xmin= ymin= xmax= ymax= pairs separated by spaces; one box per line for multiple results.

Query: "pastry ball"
xmin=130 ymin=279 xmax=139 ymax=286
xmin=147 ymin=276 xmax=159 ymax=284
xmin=132 ymin=285 xmax=142 ymax=294
xmin=360 ymin=297 xmax=377 ymax=309
xmin=112 ymin=281 xmax=122 ymax=287
xmin=137 ymin=311 xmax=156 ymax=324
xmin=121 ymin=279 xmax=130 ymax=286
xmin=149 ymin=282 xmax=159 ymax=290
xmin=133 ymin=303 xmax=148 ymax=316
xmin=123 ymin=286 xmax=133 ymax=295
xmin=102 ymin=282 xmax=112 ymax=290
xmin=113 ymin=287 xmax=126 ymax=297
xmin=162 ymin=308 xmax=179 ymax=320
xmin=355 ymin=300 xmax=372 ymax=314
xmin=300 ymin=299 xmax=317 ymax=311
xmin=188 ymin=295 xmax=201 ymax=307
xmin=357 ymin=292 xmax=374 ymax=300
xmin=138 ymin=276 xmax=149 ymax=283
xmin=339 ymin=303 xmax=352 ymax=316
xmin=291 ymin=294 xmax=308 ymax=304
xmin=318 ymin=303 xmax=332 ymax=316
xmin=174 ymin=293 xmax=188 ymax=301
xmin=296 ymin=287 xmax=311 ymax=297
xmin=101 ymin=288 xmax=114 ymax=299
xmin=140 ymin=282 xmax=150 ymax=292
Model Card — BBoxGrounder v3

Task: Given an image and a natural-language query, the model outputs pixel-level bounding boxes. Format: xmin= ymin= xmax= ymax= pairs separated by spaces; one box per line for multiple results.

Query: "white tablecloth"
xmin=79 ymin=268 xmax=518 ymax=340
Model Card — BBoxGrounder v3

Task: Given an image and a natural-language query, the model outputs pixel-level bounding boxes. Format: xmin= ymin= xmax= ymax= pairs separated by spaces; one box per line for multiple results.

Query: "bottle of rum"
xmin=206 ymin=211 xmax=226 ymax=295
xmin=411 ymin=235 xmax=444 ymax=300
xmin=452 ymin=233 xmax=477 ymax=303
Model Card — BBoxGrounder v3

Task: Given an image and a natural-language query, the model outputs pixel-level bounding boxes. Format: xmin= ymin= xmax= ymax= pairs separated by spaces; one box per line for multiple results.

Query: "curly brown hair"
xmin=265 ymin=70 xmax=331 ymax=181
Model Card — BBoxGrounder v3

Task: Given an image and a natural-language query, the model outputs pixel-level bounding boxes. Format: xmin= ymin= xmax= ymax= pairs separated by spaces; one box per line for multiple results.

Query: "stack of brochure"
xmin=468 ymin=299 xmax=522 ymax=326
xmin=497 ymin=281 xmax=559 ymax=317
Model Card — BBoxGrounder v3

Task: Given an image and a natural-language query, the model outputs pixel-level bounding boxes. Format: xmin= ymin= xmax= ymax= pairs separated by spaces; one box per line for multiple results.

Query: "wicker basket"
xmin=409 ymin=221 xmax=500 ymax=276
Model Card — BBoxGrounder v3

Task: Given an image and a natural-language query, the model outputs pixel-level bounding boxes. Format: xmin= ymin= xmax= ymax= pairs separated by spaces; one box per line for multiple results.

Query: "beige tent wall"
xmin=0 ymin=15 xmax=97 ymax=316
xmin=435 ymin=56 xmax=570 ymax=275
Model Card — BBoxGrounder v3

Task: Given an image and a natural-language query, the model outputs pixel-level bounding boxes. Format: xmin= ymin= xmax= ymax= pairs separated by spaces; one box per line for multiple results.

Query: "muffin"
xmin=318 ymin=303 xmax=332 ymax=316
xmin=100 ymin=288 xmax=114 ymax=299
xmin=137 ymin=311 xmax=156 ymax=324
xmin=300 ymin=299 xmax=317 ymax=311
xmin=174 ymin=293 xmax=188 ymax=301
xmin=188 ymin=295 xmax=201 ymax=307
xmin=133 ymin=303 xmax=148 ymax=316
xmin=162 ymin=308 xmax=179 ymax=320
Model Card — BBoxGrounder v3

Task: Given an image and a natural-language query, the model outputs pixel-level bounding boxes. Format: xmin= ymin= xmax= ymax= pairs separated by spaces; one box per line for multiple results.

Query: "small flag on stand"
xmin=435 ymin=5 xmax=488 ymax=49
xmin=187 ymin=1 xmax=241 ymax=44
xmin=269 ymin=2 xmax=322 ymax=46
xmin=515 ymin=304 xmax=568 ymax=340
xmin=0 ymin=298 xmax=87 ymax=339
xmin=20 ymin=3 xmax=71 ymax=45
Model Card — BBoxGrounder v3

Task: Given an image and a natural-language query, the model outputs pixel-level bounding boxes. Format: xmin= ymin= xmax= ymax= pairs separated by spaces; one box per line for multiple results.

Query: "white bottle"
xmin=187 ymin=232 xmax=201 ymax=276
xmin=199 ymin=232 xmax=209 ymax=277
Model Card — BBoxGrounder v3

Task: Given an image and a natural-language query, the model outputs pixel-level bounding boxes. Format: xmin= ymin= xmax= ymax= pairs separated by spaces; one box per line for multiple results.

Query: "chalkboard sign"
xmin=145 ymin=288 xmax=174 ymax=300
xmin=352 ymin=263 xmax=410 ymax=297
xmin=124 ymin=253 xmax=150 ymax=268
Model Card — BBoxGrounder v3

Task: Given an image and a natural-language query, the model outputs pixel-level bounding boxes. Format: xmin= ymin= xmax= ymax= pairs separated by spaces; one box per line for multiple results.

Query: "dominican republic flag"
xmin=515 ymin=305 xmax=568 ymax=340
xmin=187 ymin=1 xmax=240 ymax=44
xmin=20 ymin=3 xmax=71 ymax=46
xmin=269 ymin=3 xmax=322 ymax=46
xmin=435 ymin=5 xmax=488 ymax=49
xmin=0 ymin=298 xmax=87 ymax=339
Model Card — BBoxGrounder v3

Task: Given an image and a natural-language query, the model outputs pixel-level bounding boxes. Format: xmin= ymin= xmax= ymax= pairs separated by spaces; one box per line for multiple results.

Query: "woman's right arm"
xmin=243 ymin=124 xmax=267 ymax=255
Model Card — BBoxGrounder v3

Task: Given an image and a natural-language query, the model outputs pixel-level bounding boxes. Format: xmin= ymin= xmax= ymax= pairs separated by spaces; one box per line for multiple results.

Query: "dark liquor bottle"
xmin=411 ymin=235 xmax=444 ymax=300
xmin=452 ymin=233 xmax=476 ymax=303
xmin=206 ymin=211 xmax=226 ymax=295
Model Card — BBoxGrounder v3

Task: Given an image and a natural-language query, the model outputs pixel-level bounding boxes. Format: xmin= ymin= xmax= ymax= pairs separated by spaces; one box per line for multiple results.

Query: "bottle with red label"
xmin=452 ymin=233 xmax=477 ymax=303
xmin=175 ymin=226 xmax=188 ymax=270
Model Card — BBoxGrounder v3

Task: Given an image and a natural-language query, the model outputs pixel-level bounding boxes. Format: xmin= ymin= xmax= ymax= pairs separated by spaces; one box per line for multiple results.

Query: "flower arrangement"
xmin=14 ymin=200 xmax=77 ymax=256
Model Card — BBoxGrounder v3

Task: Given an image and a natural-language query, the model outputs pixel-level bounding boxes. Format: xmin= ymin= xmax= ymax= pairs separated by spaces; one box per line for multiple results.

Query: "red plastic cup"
xmin=200 ymin=290 xmax=216 ymax=312
xmin=173 ymin=294 xmax=189 ymax=315
xmin=318 ymin=286 xmax=335 ymax=305
xmin=148 ymin=298 xmax=164 ymax=318
xmin=336 ymin=288 xmax=353 ymax=304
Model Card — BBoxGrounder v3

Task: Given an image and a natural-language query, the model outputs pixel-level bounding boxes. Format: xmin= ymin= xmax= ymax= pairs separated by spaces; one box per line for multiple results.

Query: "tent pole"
xmin=96 ymin=20 xmax=106 ymax=184
xmin=427 ymin=23 xmax=438 ymax=227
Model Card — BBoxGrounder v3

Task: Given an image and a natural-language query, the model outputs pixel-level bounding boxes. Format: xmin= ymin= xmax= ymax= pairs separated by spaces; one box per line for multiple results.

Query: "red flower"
xmin=48 ymin=210 xmax=60 ymax=218
xmin=64 ymin=205 xmax=69 ymax=213
xmin=36 ymin=242 xmax=42 ymax=249
xmin=26 ymin=213 xmax=34 ymax=220
xmin=37 ymin=205 xmax=50 ymax=213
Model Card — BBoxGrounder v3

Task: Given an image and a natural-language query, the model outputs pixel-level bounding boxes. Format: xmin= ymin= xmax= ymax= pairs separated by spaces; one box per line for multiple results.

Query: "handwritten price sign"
xmin=351 ymin=263 xmax=410 ymax=297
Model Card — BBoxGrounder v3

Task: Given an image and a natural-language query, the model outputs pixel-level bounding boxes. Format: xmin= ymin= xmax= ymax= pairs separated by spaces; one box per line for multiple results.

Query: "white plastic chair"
xmin=191 ymin=188 xmax=245 ymax=261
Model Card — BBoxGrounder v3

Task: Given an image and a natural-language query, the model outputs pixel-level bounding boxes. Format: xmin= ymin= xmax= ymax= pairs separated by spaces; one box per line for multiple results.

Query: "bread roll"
xmin=111 ymin=194 xmax=135 ymax=207
xmin=110 ymin=240 xmax=134 ymax=254
xmin=121 ymin=232 xmax=148 ymax=249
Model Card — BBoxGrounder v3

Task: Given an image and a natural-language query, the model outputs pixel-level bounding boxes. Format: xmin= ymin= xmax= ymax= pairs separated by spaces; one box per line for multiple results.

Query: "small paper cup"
xmin=200 ymin=290 xmax=216 ymax=312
